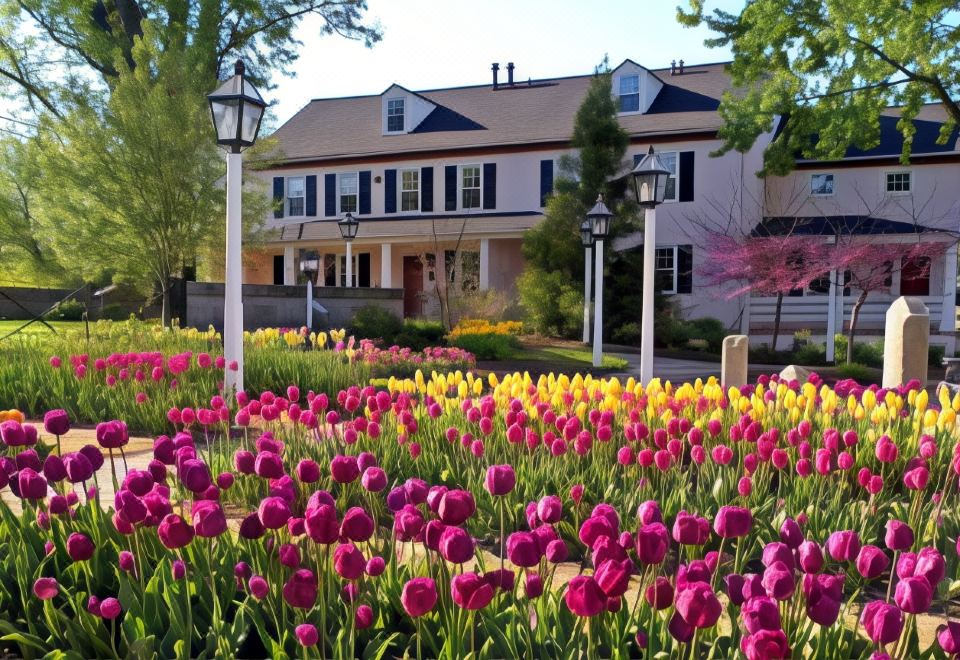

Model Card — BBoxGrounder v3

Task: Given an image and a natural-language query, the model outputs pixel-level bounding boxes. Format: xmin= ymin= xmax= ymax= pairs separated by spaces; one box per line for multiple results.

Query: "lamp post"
xmin=207 ymin=60 xmax=266 ymax=395
xmin=580 ymin=219 xmax=595 ymax=344
xmin=300 ymin=257 xmax=320 ymax=328
xmin=338 ymin=213 xmax=359 ymax=287
xmin=587 ymin=196 xmax=613 ymax=368
xmin=631 ymin=146 xmax=671 ymax=384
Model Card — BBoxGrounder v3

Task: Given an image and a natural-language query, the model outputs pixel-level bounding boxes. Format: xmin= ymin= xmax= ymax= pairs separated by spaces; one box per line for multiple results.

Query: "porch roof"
xmin=752 ymin=215 xmax=942 ymax=238
xmin=273 ymin=213 xmax=541 ymax=244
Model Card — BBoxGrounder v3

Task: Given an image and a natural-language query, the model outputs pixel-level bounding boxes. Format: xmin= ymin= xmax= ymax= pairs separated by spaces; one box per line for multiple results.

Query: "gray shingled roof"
xmin=268 ymin=62 xmax=732 ymax=163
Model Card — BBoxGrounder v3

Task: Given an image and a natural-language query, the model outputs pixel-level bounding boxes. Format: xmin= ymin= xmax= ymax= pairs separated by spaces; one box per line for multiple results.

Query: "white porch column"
xmin=479 ymin=238 xmax=490 ymax=290
xmin=826 ymin=269 xmax=837 ymax=363
xmin=940 ymin=242 xmax=958 ymax=333
xmin=283 ymin=246 xmax=295 ymax=285
xmin=381 ymin=243 xmax=393 ymax=288
xmin=345 ymin=242 xmax=354 ymax=288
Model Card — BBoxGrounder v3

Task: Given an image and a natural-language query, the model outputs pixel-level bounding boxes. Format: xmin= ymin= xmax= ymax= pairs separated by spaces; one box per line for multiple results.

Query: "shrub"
xmin=395 ymin=319 xmax=446 ymax=351
xmin=929 ymin=344 xmax=945 ymax=367
xmin=448 ymin=333 xmax=519 ymax=360
xmin=47 ymin=299 xmax=85 ymax=321
xmin=794 ymin=342 xmax=826 ymax=366
xmin=100 ymin=303 xmax=129 ymax=321
xmin=517 ymin=268 xmax=583 ymax=339
xmin=450 ymin=288 xmax=513 ymax=322
xmin=685 ymin=317 xmax=727 ymax=353
xmin=653 ymin=315 xmax=687 ymax=349
xmin=836 ymin=362 xmax=874 ymax=381
xmin=350 ymin=305 xmax=403 ymax=344
xmin=612 ymin=322 xmax=641 ymax=345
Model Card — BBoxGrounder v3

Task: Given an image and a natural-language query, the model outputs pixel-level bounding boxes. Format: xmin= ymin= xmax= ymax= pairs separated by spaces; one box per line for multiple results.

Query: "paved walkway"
xmin=608 ymin=353 xmax=788 ymax=383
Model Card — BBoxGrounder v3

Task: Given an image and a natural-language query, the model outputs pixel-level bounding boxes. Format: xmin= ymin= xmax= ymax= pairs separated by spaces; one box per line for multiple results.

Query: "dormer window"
xmin=386 ymin=98 xmax=405 ymax=133
xmin=619 ymin=75 xmax=640 ymax=113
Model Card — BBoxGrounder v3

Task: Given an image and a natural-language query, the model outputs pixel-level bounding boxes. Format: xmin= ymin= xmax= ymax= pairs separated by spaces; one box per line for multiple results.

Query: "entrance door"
xmin=402 ymin=256 xmax=423 ymax=317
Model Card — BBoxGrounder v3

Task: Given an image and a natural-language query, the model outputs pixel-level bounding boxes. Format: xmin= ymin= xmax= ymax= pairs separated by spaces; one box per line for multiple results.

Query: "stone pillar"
xmin=283 ymin=246 xmax=295 ymax=285
xmin=721 ymin=335 xmax=749 ymax=389
xmin=882 ymin=296 xmax=929 ymax=388
xmin=381 ymin=243 xmax=393 ymax=288
xmin=479 ymin=238 xmax=490 ymax=290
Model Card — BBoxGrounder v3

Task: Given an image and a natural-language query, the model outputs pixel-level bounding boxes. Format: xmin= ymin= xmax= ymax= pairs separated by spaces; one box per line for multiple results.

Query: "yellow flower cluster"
xmin=447 ymin=318 xmax=523 ymax=339
xmin=243 ymin=327 xmax=349 ymax=350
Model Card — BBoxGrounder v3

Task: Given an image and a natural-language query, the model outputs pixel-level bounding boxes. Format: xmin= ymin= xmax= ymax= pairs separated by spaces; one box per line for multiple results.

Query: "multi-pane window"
xmin=810 ymin=173 xmax=834 ymax=196
xmin=619 ymin=75 xmax=640 ymax=113
xmin=286 ymin=177 xmax=305 ymax=216
xmin=461 ymin=166 xmax=481 ymax=209
xmin=660 ymin=152 xmax=678 ymax=202
xmin=387 ymin=98 xmax=404 ymax=132
xmin=886 ymin=171 xmax=911 ymax=194
xmin=339 ymin=173 xmax=358 ymax=213
xmin=655 ymin=247 xmax=677 ymax=294
xmin=401 ymin=169 xmax=419 ymax=211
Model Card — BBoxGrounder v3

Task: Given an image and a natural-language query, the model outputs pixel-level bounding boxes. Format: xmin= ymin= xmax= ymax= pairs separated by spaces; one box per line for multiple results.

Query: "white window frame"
xmin=618 ymin=74 xmax=641 ymax=115
xmin=337 ymin=172 xmax=359 ymax=214
xmin=460 ymin=164 xmax=482 ymax=210
xmin=657 ymin=151 xmax=679 ymax=203
xmin=399 ymin=168 xmax=419 ymax=212
xmin=655 ymin=246 xmax=678 ymax=294
xmin=386 ymin=97 xmax=405 ymax=133
xmin=286 ymin=176 xmax=305 ymax=217
xmin=883 ymin=170 xmax=912 ymax=196
xmin=809 ymin=172 xmax=835 ymax=197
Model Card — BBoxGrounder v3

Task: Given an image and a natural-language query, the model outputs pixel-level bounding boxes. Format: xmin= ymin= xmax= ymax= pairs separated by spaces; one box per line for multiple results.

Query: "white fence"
xmin=748 ymin=295 xmax=944 ymax=333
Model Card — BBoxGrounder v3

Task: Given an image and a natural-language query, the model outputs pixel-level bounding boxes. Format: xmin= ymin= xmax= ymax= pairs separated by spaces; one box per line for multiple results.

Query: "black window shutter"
xmin=677 ymin=245 xmax=693 ymax=294
xmin=539 ymin=160 xmax=553 ymax=207
xmin=359 ymin=171 xmax=371 ymax=214
xmin=272 ymin=254 xmax=284 ymax=285
xmin=305 ymin=175 xmax=317 ymax=216
xmin=482 ymin=163 xmax=496 ymax=210
xmin=324 ymin=174 xmax=336 ymax=217
xmin=272 ymin=177 xmax=284 ymax=219
xmin=678 ymin=151 xmax=695 ymax=202
xmin=358 ymin=253 xmax=371 ymax=287
xmin=421 ymin=167 xmax=433 ymax=212
xmin=384 ymin=169 xmax=397 ymax=214
xmin=444 ymin=165 xmax=456 ymax=211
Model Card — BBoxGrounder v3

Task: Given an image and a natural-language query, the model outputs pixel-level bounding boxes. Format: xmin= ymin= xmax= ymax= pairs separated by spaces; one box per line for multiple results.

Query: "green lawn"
xmin=509 ymin=345 xmax=629 ymax=370
xmin=0 ymin=319 xmax=86 ymax=337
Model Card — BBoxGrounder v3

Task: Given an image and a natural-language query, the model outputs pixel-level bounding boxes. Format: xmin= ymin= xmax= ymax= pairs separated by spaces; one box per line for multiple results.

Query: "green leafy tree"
xmin=0 ymin=1 xmax=382 ymax=118
xmin=35 ymin=27 xmax=268 ymax=325
xmin=520 ymin=63 xmax=634 ymax=337
xmin=678 ymin=1 xmax=960 ymax=175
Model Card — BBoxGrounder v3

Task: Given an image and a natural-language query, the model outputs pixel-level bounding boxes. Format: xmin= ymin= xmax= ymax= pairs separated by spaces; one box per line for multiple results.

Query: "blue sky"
xmin=266 ymin=0 xmax=741 ymax=126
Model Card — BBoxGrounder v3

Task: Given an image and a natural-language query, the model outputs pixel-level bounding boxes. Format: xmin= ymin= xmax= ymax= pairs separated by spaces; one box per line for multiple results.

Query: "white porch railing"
xmin=748 ymin=295 xmax=944 ymax=333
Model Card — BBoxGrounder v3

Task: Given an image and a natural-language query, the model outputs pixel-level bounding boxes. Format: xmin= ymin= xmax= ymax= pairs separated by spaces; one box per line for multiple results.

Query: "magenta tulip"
xmin=401 ymin=577 xmax=437 ymax=617
xmin=450 ymin=572 xmax=495 ymax=610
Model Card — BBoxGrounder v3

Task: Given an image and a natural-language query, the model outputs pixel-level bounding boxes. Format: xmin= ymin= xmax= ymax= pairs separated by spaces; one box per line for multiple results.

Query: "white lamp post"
xmin=300 ymin=257 xmax=320 ymax=328
xmin=207 ymin=60 xmax=266 ymax=395
xmin=631 ymin=146 xmax=671 ymax=383
xmin=587 ymin=196 xmax=613 ymax=368
xmin=338 ymin=213 xmax=359 ymax=287
xmin=580 ymin=219 xmax=595 ymax=344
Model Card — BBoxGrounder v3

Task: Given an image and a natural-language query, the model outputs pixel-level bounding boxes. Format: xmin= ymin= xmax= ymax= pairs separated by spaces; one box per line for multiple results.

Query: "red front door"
xmin=402 ymin=256 xmax=423 ymax=317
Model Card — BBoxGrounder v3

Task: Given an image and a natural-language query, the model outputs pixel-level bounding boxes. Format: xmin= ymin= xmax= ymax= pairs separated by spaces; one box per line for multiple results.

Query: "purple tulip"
xmin=856 ymin=545 xmax=890 ymax=580
xmin=484 ymin=464 xmax=516 ymax=496
xmin=714 ymin=506 xmax=752 ymax=538
xmin=565 ymin=575 xmax=605 ymax=617
xmin=295 ymin=623 xmax=318 ymax=647
xmin=861 ymin=600 xmax=903 ymax=645
xmin=401 ymin=577 xmax=437 ymax=617
xmin=450 ymin=572 xmax=495 ymax=610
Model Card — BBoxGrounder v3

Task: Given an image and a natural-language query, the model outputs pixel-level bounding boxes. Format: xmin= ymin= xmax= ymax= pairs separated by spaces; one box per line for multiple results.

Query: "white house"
xmin=247 ymin=59 xmax=960 ymax=350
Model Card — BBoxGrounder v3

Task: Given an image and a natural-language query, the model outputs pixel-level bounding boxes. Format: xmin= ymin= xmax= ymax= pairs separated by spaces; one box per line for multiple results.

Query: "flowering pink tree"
xmin=700 ymin=233 xmax=833 ymax=350
xmin=830 ymin=241 xmax=946 ymax=364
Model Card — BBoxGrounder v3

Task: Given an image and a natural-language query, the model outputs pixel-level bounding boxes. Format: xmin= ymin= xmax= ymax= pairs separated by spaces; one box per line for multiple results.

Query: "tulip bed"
xmin=0 ymin=320 xmax=473 ymax=433
xmin=0 ymin=368 xmax=959 ymax=659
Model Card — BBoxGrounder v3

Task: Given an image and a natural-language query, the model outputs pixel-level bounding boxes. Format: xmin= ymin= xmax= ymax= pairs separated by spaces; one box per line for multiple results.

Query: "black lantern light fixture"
xmin=338 ymin=213 xmax=359 ymax=242
xmin=207 ymin=60 xmax=267 ymax=152
xmin=631 ymin=146 xmax=671 ymax=207
xmin=580 ymin=219 xmax=595 ymax=248
xmin=587 ymin=195 xmax=613 ymax=239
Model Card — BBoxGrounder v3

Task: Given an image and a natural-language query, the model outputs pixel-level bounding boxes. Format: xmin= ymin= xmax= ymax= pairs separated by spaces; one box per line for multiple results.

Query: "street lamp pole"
xmin=587 ymin=197 xmax=613 ymax=368
xmin=338 ymin=213 xmax=360 ymax=288
xmin=631 ymin=146 xmax=671 ymax=384
xmin=580 ymin=219 xmax=595 ymax=344
xmin=207 ymin=60 xmax=266 ymax=396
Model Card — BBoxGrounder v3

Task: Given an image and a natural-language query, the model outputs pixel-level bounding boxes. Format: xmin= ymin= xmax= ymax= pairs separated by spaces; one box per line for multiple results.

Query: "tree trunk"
xmin=771 ymin=292 xmax=783 ymax=352
xmin=847 ymin=290 xmax=869 ymax=365
xmin=161 ymin=279 xmax=172 ymax=328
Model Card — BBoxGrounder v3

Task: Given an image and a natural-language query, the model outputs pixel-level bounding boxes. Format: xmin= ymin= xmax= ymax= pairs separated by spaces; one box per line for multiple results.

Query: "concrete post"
xmin=882 ymin=296 xmax=929 ymax=388
xmin=721 ymin=335 xmax=749 ymax=389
